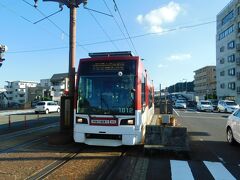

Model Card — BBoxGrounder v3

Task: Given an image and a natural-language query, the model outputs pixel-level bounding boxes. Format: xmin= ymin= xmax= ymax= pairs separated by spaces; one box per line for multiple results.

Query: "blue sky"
xmin=0 ymin=0 xmax=230 ymax=89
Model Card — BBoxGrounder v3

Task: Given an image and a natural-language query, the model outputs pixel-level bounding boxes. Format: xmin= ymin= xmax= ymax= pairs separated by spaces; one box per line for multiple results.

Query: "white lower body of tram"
xmin=74 ymin=105 xmax=154 ymax=146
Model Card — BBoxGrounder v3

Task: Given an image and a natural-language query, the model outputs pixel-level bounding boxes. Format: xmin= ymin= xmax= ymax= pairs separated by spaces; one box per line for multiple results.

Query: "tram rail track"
xmin=0 ymin=122 xmax=59 ymax=154
xmin=0 ymin=136 xmax=48 ymax=154
xmin=0 ymin=122 xmax=59 ymax=142
xmin=24 ymin=146 xmax=130 ymax=180
xmin=25 ymin=151 xmax=80 ymax=180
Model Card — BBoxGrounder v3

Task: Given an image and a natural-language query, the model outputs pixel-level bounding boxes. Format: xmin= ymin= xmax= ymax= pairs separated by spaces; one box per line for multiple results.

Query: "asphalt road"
xmin=173 ymin=109 xmax=240 ymax=179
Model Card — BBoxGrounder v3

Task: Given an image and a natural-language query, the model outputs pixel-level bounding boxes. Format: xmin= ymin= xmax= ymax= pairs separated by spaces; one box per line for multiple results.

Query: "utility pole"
xmin=35 ymin=0 xmax=87 ymax=141
xmin=68 ymin=3 xmax=77 ymax=131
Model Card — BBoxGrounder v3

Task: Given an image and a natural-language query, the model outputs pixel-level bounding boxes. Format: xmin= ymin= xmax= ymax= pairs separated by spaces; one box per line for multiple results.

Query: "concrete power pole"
xmin=36 ymin=0 xmax=87 ymax=142
xmin=68 ymin=3 xmax=77 ymax=132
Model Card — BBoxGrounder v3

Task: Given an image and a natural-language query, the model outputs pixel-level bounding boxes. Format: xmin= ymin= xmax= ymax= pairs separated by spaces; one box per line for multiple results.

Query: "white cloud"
xmin=137 ymin=2 xmax=182 ymax=33
xmin=167 ymin=53 xmax=192 ymax=62
xmin=158 ymin=64 xmax=168 ymax=68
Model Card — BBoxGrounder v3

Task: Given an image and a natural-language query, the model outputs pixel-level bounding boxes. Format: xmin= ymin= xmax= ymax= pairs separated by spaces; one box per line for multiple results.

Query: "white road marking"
xmin=170 ymin=160 xmax=194 ymax=180
xmin=217 ymin=157 xmax=226 ymax=164
xmin=199 ymin=138 xmax=203 ymax=141
xmin=173 ymin=109 xmax=180 ymax=117
xmin=204 ymin=161 xmax=236 ymax=180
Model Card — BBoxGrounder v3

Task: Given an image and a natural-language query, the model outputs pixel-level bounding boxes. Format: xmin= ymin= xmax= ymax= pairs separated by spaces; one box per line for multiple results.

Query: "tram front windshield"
xmin=77 ymin=60 xmax=136 ymax=115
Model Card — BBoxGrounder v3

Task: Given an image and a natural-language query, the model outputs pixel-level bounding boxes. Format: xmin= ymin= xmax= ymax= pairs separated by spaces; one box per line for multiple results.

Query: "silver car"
xmin=175 ymin=99 xmax=186 ymax=109
xmin=35 ymin=101 xmax=60 ymax=114
xmin=197 ymin=100 xmax=214 ymax=112
xmin=226 ymin=108 xmax=240 ymax=145
xmin=218 ymin=100 xmax=239 ymax=113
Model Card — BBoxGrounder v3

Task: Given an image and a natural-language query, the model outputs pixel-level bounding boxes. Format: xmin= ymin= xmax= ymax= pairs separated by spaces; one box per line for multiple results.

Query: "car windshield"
xmin=201 ymin=101 xmax=211 ymax=105
xmin=77 ymin=75 xmax=135 ymax=115
xmin=226 ymin=101 xmax=237 ymax=106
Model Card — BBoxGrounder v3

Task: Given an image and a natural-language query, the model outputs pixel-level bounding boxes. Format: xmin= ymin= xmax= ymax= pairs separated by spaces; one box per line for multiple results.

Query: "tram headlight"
xmin=76 ymin=117 xmax=88 ymax=124
xmin=127 ymin=119 xmax=134 ymax=125
xmin=120 ymin=118 xmax=135 ymax=125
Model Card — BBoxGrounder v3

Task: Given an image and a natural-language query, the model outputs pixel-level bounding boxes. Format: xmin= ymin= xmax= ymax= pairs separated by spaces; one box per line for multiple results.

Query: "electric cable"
xmin=87 ymin=8 xmax=119 ymax=51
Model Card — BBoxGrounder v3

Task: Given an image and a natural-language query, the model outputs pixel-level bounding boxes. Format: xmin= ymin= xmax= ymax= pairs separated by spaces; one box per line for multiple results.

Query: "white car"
xmin=218 ymin=100 xmax=239 ymax=113
xmin=175 ymin=99 xmax=186 ymax=109
xmin=226 ymin=108 xmax=240 ymax=145
xmin=35 ymin=101 xmax=60 ymax=114
xmin=197 ymin=100 xmax=214 ymax=112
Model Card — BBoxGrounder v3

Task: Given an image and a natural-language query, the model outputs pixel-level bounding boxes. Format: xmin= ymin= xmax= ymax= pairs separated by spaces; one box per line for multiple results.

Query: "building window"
xmin=228 ymin=54 xmax=235 ymax=62
xmin=228 ymin=68 xmax=235 ymax=76
xmin=228 ymin=41 xmax=235 ymax=49
xmin=220 ymin=71 xmax=225 ymax=76
xmin=228 ymin=82 xmax=236 ymax=90
xmin=220 ymin=83 xmax=225 ymax=89
xmin=237 ymin=86 xmax=240 ymax=93
xmin=222 ymin=10 xmax=234 ymax=25
xmin=220 ymin=46 xmax=224 ymax=52
xmin=219 ymin=25 xmax=234 ymax=40
xmin=220 ymin=58 xmax=225 ymax=64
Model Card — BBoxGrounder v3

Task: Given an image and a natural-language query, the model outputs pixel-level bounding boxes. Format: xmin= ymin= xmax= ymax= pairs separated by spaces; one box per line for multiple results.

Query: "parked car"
xmin=35 ymin=101 xmax=60 ymax=114
xmin=217 ymin=100 xmax=239 ymax=113
xmin=197 ymin=100 xmax=214 ymax=112
xmin=226 ymin=108 xmax=240 ymax=145
xmin=208 ymin=99 xmax=218 ymax=111
xmin=175 ymin=99 xmax=187 ymax=109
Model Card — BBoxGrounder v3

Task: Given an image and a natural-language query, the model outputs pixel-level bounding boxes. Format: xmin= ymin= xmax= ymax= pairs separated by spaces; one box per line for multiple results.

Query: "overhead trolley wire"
xmin=8 ymin=20 xmax=216 ymax=54
xmin=86 ymin=8 xmax=119 ymax=51
xmin=0 ymin=2 xmax=33 ymax=24
xmin=112 ymin=0 xmax=138 ymax=55
xmin=21 ymin=0 xmax=90 ymax=53
xmin=102 ymin=0 xmax=133 ymax=53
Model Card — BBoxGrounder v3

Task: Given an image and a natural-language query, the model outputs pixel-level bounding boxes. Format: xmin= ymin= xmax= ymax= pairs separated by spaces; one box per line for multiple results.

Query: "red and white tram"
xmin=74 ymin=51 xmax=154 ymax=146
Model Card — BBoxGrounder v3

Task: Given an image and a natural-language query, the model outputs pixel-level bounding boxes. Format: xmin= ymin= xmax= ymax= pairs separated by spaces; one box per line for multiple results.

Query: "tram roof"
xmin=88 ymin=51 xmax=133 ymax=58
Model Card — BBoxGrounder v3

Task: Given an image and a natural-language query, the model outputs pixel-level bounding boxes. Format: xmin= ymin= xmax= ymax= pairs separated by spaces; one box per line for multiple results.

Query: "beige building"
xmin=194 ymin=66 xmax=216 ymax=100
xmin=216 ymin=0 xmax=240 ymax=103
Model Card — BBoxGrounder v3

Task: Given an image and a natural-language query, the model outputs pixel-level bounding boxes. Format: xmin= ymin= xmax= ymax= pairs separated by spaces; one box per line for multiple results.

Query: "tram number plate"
xmin=90 ymin=119 xmax=118 ymax=126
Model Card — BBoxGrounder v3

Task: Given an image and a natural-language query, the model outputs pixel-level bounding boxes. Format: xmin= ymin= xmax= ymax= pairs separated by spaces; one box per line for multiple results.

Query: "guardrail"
xmin=0 ymin=113 xmax=60 ymax=133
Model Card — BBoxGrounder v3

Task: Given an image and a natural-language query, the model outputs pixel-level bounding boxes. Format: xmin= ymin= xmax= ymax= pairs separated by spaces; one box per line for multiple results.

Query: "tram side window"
xmin=141 ymin=75 xmax=146 ymax=109
xmin=149 ymin=88 xmax=153 ymax=108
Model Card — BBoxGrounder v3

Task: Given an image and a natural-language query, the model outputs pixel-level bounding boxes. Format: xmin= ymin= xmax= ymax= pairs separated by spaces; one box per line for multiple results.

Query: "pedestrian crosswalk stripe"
xmin=204 ymin=161 xmax=236 ymax=180
xmin=170 ymin=160 xmax=194 ymax=180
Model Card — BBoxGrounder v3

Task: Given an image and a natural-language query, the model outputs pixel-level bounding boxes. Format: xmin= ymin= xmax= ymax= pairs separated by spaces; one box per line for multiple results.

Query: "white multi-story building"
xmin=216 ymin=0 xmax=240 ymax=103
xmin=4 ymin=81 xmax=38 ymax=106
xmin=50 ymin=73 xmax=69 ymax=103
